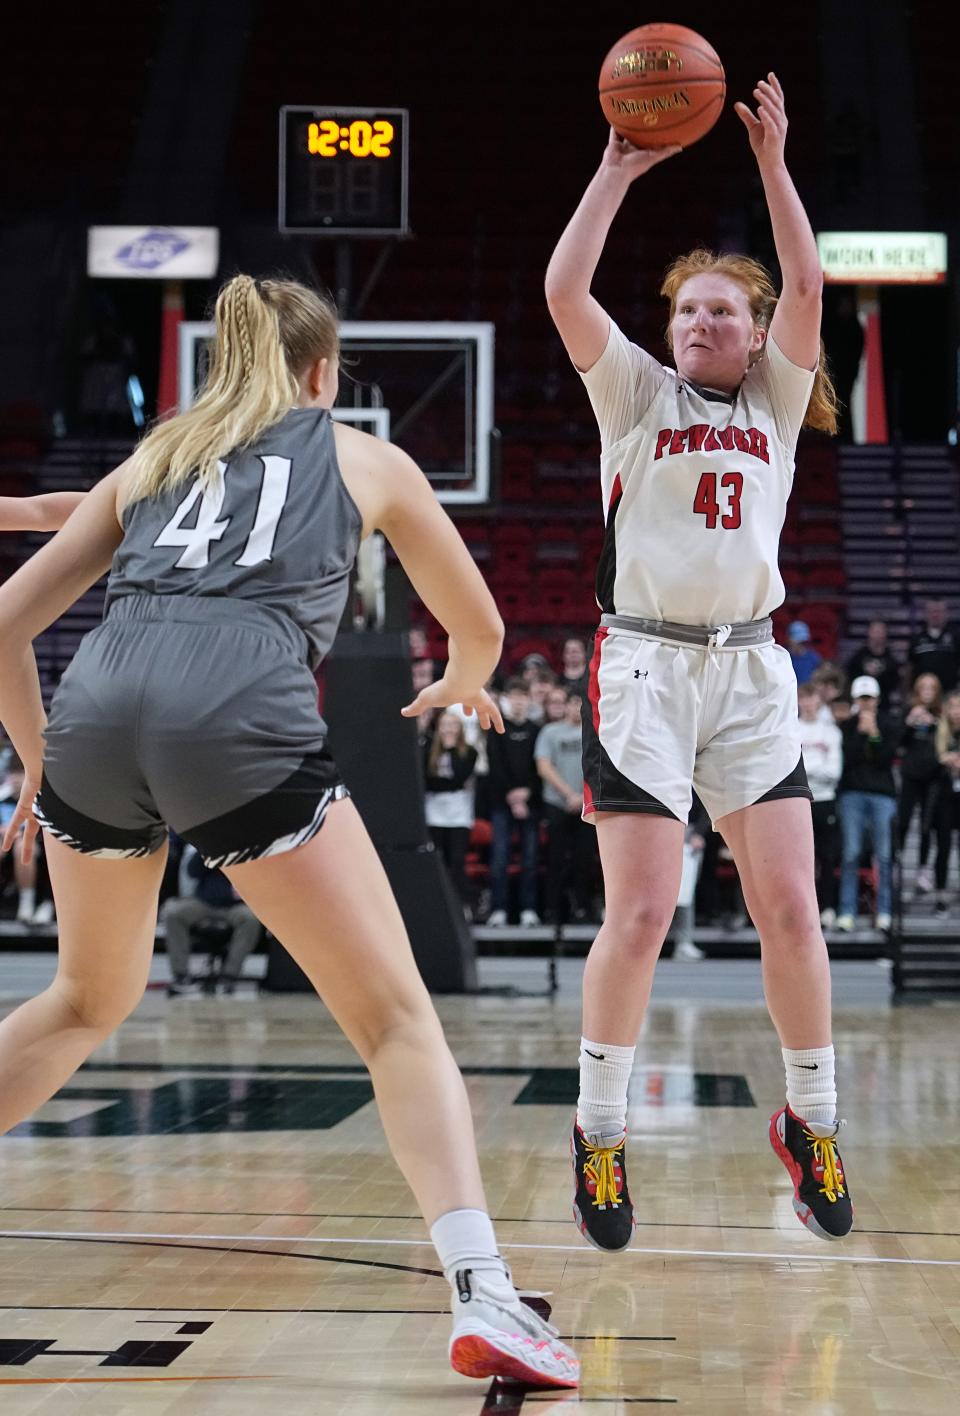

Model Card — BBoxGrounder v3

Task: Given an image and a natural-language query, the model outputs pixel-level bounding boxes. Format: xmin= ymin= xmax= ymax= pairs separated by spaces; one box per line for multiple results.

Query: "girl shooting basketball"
xmin=545 ymin=74 xmax=852 ymax=1251
xmin=0 ymin=276 xmax=578 ymax=1388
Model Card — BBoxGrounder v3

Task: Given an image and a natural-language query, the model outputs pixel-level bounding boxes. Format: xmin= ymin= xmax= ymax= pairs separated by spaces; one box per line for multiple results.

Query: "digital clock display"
xmin=279 ymin=107 xmax=409 ymax=236
xmin=308 ymin=119 xmax=395 ymax=159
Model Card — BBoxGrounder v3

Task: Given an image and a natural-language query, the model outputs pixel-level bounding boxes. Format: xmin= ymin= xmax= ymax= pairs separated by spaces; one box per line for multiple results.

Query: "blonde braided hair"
xmin=230 ymin=276 xmax=256 ymax=388
xmin=124 ymin=275 xmax=339 ymax=503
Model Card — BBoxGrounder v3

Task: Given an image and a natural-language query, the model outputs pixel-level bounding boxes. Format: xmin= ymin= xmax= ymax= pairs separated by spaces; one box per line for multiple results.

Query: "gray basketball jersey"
xmin=106 ymin=408 xmax=361 ymax=667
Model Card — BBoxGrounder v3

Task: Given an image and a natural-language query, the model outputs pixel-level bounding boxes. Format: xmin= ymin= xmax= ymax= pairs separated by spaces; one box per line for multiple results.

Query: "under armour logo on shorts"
xmin=634 ymin=669 xmax=649 ymax=680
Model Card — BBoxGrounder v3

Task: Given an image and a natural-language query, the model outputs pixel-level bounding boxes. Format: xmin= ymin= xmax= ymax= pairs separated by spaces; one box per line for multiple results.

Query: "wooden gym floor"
xmin=0 ymin=955 xmax=956 ymax=1414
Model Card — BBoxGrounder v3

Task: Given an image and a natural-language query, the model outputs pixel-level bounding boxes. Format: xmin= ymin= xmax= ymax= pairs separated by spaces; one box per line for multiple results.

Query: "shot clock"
xmin=279 ymin=106 xmax=409 ymax=236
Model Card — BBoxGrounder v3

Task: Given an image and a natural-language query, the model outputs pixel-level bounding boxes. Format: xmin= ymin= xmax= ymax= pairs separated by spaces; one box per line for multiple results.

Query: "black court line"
xmin=1 ymin=1307 xmax=674 ymax=1339
xmin=1 ymin=1206 xmax=952 ymax=1241
xmin=7 ymin=1306 xmax=453 ymax=1314
xmin=0 ymin=1232 xmax=441 ymax=1280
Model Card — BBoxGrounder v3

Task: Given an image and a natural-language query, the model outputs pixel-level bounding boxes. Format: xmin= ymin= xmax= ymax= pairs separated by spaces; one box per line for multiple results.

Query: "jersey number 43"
xmin=693 ymin=471 xmax=742 ymax=530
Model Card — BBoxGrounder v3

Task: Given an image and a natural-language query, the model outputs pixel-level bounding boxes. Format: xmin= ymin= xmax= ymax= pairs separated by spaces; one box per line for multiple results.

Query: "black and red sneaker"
xmin=770 ymin=1105 xmax=853 ymax=1240
xmin=571 ymin=1122 xmax=635 ymax=1252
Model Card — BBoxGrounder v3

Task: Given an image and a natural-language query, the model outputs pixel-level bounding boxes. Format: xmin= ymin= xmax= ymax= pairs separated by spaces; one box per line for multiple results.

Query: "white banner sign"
xmin=87 ymin=226 xmax=219 ymax=279
xmin=817 ymin=231 xmax=947 ymax=284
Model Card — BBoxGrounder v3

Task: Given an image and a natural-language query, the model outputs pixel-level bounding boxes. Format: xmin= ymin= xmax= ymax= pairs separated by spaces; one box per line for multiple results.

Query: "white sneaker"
xmin=520 ymin=909 xmax=541 ymax=927
xmin=819 ymin=908 xmax=836 ymax=930
xmin=15 ymin=897 xmax=34 ymax=924
xmin=674 ymin=940 xmax=705 ymax=960
xmin=834 ymin=914 xmax=855 ymax=932
xmin=485 ymin=910 xmax=508 ymax=927
xmin=915 ymin=866 xmax=934 ymax=895
xmin=449 ymin=1271 xmax=579 ymax=1388
xmin=875 ymin=913 xmax=892 ymax=932
xmin=31 ymin=901 xmax=55 ymax=925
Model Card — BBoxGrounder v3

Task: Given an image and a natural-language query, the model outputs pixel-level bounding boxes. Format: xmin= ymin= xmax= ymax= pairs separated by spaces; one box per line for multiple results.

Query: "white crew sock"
xmin=577 ymin=1037 xmax=636 ymax=1139
xmin=16 ymin=888 xmax=35 ymax=921
xmin=782 ymin=1045 xmax=837 ymax=1126
xmin=430 ymin=1208 xmax=513 ymax=1296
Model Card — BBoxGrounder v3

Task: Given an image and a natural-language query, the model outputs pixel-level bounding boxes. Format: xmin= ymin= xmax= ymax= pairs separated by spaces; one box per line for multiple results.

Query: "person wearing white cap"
xmin=835 ymin=676 xmax=899 ymax=931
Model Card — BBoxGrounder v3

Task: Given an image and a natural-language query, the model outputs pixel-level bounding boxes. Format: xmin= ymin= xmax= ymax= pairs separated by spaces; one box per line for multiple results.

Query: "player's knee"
xmin=52 ymin=973 xmax=143 ymax=1034
xmin=758 ymin=891 xmax=820 ymax=942
xmin=352 ymin=992 xmax=441 ymax=1066
xmin=605 ymin=900 xmax=674 ymax=952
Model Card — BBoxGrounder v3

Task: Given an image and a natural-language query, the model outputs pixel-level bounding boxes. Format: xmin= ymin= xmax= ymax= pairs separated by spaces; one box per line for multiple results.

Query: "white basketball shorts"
xmin=582 ymin=621 xmax=810 ymax=827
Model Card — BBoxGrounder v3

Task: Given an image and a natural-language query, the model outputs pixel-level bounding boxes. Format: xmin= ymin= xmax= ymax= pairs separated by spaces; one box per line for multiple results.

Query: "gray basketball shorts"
xmin=35 ymin=595 xmax=350 ymax=867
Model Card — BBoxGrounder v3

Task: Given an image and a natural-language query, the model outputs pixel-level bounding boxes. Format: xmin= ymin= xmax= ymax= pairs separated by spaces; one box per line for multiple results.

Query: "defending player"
xmin=0 ymin=276 xmax=578 ymax=1388
xmin=545 ymin=76 xmax=852 ymax=1249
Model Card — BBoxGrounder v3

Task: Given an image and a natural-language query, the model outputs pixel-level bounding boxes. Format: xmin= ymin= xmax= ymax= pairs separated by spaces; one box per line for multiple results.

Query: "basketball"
xmin=598 ymin=22 xmax=725 ymax=148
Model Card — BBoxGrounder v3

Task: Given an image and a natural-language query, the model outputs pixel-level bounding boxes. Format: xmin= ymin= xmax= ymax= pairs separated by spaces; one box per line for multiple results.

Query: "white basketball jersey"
xmin=579 ymin=320 xmax=816 ymax=626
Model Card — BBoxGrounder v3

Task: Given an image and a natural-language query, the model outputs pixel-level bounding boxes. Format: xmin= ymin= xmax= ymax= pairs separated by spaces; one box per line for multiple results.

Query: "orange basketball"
xmin=598 ymin=22 xmax=725 ymax=149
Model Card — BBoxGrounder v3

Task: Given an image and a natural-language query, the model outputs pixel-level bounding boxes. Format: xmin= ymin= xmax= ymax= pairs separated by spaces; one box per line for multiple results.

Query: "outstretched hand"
xmin=600 ymin=127 xmax=682 ymax=183
xmin=1 ymin=775 xmax=41 ymax=865
xmin=734 ymin=73 xmax=787 ymax=166
xmin=401 ymin=678 xmax=505 ymax=734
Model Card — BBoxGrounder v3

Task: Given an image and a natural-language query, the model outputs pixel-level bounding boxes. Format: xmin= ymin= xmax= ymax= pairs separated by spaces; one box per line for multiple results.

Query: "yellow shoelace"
xmin=583 ymin=1141 xmax=623 ymax=1208
xmin=804 ymin=1127 xmax=846 ymax=1203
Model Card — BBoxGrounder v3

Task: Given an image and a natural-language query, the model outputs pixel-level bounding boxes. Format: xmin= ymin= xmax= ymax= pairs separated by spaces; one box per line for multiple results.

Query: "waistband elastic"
xmin=104 ymin=593 xmax=309 ymax=659
xmin=600 ymin=613 xmax=773 ymax=650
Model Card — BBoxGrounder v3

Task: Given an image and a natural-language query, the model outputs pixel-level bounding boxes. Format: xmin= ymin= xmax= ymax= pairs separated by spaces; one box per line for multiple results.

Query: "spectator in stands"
xmin=932 ymin=692 xmax=960 ymax=914
xmin=909 ymin=600 xmax=959 ymax=690
xmin=811 ymin=661 xmax=848 ymax=719
xmin=846 ymin=619 xmax=901 ymax=709
xmin=788 ymin=620 xmax=822 ymax=683
xmin=520 ymin=652 xmax=552 ymax=682
xmin=835 ymin=676 xmax=899 ymax=932
xmin=830 ymin=693 xmax=852 ymax=727
xmin=409 ymin=624 xmax=429 ymax=659
xmin=899 ymin=673 xmax=943 ymax=896
xmin=162 ymin=845 xmax=262 ymax=995
xmin=411 ymin=656 xmax=436 ymax=698
xmin=536 ymin=691 xmax=594 ymax=924
xmin=560 ymin=637 xmax=590 ymax=697
xmin=486 ymin=678 xmax=541 ymax=927
xmin=797 ymin=682 xmax=842 ymax=927
xmin=423 ymin=711 xmax=478 ymax=917
xmin=526 ymin=668 xmax=559 ymax=724
xmin=0 ymin=756 xmax=39 ymax=923
xmin=543 ymin=685 xmax=570 ymax=724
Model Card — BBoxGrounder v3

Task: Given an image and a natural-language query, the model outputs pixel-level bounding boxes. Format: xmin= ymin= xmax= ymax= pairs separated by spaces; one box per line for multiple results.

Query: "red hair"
xmin=660 ymin=249 xmax=838 ymax=435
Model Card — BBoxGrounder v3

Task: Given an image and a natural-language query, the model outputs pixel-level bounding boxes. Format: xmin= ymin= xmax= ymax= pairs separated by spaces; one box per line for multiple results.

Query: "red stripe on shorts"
xmin=587 ymin=626 xmax=608 ymax=734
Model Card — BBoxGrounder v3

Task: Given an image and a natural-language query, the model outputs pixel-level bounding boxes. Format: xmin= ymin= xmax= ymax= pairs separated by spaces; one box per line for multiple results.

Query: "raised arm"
xmin=544 ymin=131 xmax=680 ymax=372
xmin=0 ymin=491 xmax=87 ymax=532
xmin=735 ymin=74 xmax=822 ymax=371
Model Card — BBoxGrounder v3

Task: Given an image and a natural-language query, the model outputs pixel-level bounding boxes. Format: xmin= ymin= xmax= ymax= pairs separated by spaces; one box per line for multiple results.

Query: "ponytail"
xmin=124 ymin=275 xmax=338 ymax=505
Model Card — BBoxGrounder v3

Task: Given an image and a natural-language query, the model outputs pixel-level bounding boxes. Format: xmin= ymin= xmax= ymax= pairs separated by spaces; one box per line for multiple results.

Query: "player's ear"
xmin=751 ymin=323 xmax=767 ymax=355
xmin=303 ymin=356 xmax=333 ymax=401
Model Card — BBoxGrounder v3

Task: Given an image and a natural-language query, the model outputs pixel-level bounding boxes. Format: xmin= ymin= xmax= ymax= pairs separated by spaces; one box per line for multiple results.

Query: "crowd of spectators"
xmin=6 ymin=603 xmax=960 ymax=956
xmin=415 ymin=598 xmax=960 ymax=939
